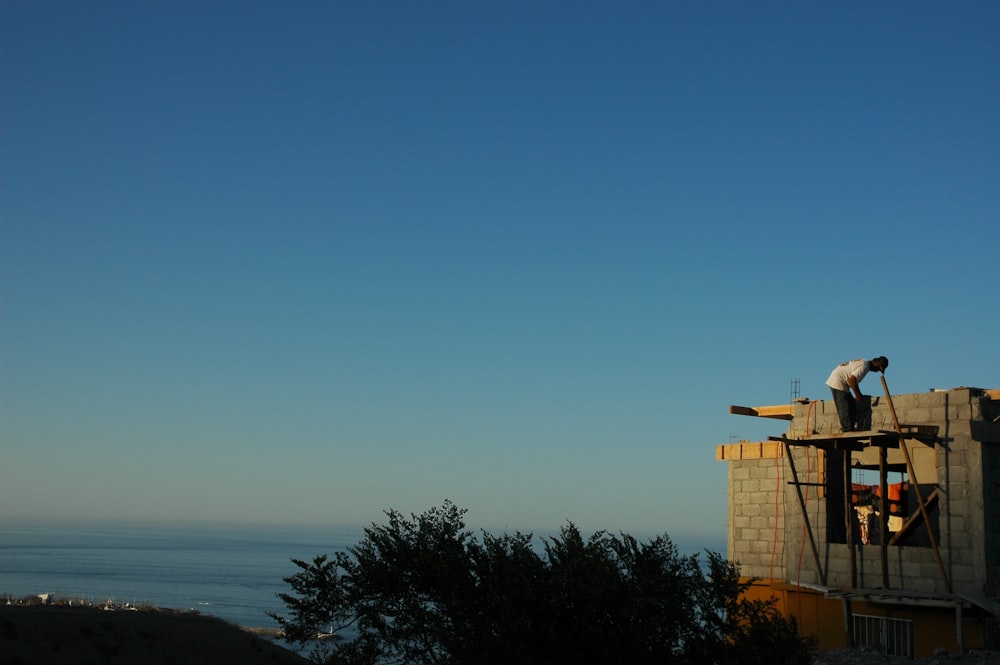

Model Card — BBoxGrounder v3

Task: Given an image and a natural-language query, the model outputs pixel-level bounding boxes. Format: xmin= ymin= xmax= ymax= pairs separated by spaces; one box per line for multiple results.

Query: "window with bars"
xmin=853 ymin=614 xmax=914 ymax=658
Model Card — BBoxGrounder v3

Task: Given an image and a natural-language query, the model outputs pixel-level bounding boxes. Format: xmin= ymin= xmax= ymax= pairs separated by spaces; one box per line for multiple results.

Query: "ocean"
xmin=0 ymin=520 xmax=364 ymax=630
xmin=0 ymin=519 xmax=726 ymax=633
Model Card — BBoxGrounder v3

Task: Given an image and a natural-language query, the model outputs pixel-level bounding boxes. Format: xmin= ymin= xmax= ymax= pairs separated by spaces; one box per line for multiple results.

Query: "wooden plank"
xmin=729 ymin=405 xmax=758 ymax=417
xmin=782 ymin=431 xmax=919 ymax=450
xmin=987 ymin=389 xmax=1000 ymax=401
xmin=729 ymin=404 xmax=794 ymax=420
xmin=881 ymin=375 xmax=950 ymax=593
xmin=888 ymin=488 xmax=940 ymax=545
xmin=754 ymin=404 xmax=795 ymax=419
xmin=715 ymin=441 xmax=784 ymax=461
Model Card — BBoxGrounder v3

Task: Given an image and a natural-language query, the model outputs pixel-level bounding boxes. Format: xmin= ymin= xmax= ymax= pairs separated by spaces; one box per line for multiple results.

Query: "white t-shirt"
xmin=826 ymin=358 xmax=870 ymax=392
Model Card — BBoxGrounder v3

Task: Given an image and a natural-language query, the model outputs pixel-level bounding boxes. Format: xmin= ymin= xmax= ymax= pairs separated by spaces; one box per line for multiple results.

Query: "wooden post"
xmin=880 ymin=376 xmax=952 ymax=593
xmin=842 ymin=597 xmax=855 ymax=647
xmin=844 ymin=448 xmax=857 ymax=588
xmin=783 ymin=439 xmax=827 ymax=585
xmin=879 ymin=443 xmax=890 ymax=588
xmin=956 ymin=603 xmax=965 ymax=655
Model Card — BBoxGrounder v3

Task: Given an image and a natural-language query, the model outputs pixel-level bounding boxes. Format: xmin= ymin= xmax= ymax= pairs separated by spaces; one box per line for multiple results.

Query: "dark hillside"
xmin=0 ymin=604 xmax=310 ymax=665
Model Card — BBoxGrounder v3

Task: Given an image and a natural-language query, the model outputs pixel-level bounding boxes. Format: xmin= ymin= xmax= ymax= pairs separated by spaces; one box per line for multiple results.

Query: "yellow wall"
xmin=743 ymin=580 xmax=989 ymax=657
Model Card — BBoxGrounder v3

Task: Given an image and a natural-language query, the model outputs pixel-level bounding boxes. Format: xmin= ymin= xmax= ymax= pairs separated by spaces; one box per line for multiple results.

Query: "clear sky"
xmin=2 ymin=1 xmax=997 ymax=541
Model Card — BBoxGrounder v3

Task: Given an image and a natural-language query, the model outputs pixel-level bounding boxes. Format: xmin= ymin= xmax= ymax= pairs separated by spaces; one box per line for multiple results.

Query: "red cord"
xmin=769 ymin=445 xmax=781 ymax=583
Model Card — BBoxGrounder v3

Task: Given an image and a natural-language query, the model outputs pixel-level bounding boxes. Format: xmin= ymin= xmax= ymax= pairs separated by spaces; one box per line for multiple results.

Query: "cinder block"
xmin=949 ymin=403 xmax=973 ymax=420
xmin=911 ymin=393 xmax=942 ymax=408
xmin=946 ymin=514 xmax=967 ymax=532
xmin=905 ymin=577 xmax=939 ymax=594
xmin=924 ymin=406 xmax=947 ymax=421
xmin=899 ymin=407 xmax=932 ymax=424
xmin=947 ymin=504 xmax=970 ymax=526
xmin=751 ymin=493 xmax=776 ymax=509
xmin=950 ymin=564 xmax=976 ymax=585
xmin=919 ymin=561 xmax=943 ymax=579
xmin=969 ymin=397 xmax=983 ymax=420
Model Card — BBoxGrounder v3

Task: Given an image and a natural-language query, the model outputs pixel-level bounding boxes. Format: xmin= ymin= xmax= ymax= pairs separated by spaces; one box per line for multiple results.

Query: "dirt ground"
xmin=0 ymin=604 xmax=310 ymax=665
xmin=3 ymin=602 xmax=997 ymax=665
xmin=813 ymin=646 xmax=1000 ymax=665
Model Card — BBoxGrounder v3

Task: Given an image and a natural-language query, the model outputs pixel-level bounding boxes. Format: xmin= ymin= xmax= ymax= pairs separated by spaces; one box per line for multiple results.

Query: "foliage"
xmin=270 ymin=501 xmax=814 ymax=665
xmin=679 ymin=552 xmax=817 ymax=665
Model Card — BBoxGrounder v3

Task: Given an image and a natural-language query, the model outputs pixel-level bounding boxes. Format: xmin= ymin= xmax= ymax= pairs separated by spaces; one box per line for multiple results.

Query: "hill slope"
xmin=0 ymin=605 xmax=310 ymax=665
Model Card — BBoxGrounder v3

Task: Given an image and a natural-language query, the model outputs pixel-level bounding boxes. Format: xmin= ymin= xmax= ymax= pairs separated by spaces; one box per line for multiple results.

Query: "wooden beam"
xmin=729 ymin=404 xmax=794 ymax=420
xmin=882 ymin=375 xmax=951 ymax=593
xmin=987 ymin=389 xmax=1000 ymax=401
xmin=826 ymin=588 xmax=976 ymax=609
xmin=888 ymin=488 xmax=940 ymax=545
xmin=784 ymin=430 xmax=891 ymax=441
xmin=842 ymin=597 xmax=855 ymax=648
xmin=784 ymin=439 xmax=827 ymax=585
xmin=880 ymin=443 xmax=890 ymax=589
xmin=845 ymin=448 xmax=857 ymax=588
xmin=715 ymin=441 xmax=784 ymax=461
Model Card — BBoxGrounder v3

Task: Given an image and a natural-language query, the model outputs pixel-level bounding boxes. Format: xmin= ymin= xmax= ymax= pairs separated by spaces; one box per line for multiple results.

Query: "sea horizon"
xmin=1 ymin=517 xmax=727 ymax=629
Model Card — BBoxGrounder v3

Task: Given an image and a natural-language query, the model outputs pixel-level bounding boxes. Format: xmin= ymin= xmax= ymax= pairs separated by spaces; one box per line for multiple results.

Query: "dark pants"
xmin=831 ymin=387 xmax=855 ymax=432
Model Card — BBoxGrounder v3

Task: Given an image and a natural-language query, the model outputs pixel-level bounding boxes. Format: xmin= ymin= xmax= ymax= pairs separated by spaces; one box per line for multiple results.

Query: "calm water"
xmin=0 ymin=520 xmax=364 ymax=629
xmin=1 ymin=520 xmax=725 ymax=632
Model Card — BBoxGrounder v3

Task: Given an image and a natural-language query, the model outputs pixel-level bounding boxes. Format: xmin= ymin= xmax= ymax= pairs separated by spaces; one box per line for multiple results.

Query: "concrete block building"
xmin=715 ymin=385 xmax=1000 ymax=657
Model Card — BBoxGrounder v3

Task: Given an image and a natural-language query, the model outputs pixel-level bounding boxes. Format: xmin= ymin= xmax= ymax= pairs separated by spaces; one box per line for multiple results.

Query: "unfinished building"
xmin=715 ymin=381 xmax=1000 ymax=657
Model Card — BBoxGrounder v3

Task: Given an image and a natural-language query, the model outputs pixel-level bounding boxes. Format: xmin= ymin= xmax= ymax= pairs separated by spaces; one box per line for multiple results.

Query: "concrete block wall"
xmin=727 ymin=455 xmax=786 ymax=580
xmin=725 ymin=387 xmax=998 ymax=596
xmin=787 ymin=388 xmax=983 ymax=439
xmin=725 ymin=442 xmax=830 ymax=585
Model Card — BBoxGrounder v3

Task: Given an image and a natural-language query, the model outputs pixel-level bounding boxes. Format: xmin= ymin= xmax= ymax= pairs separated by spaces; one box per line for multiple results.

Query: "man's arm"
xmin=848 ymin=375 xmax=864 ymax=401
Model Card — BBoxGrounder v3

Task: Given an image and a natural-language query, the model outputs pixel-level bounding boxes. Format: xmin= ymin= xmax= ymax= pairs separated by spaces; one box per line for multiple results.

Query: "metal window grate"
xmin=853 ymin=614 xmax=914 ymax=658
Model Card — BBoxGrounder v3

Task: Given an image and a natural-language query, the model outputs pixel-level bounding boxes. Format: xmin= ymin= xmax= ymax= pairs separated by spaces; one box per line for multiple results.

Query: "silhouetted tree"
xmin=271 ymin=501 xmax=814 ymax=665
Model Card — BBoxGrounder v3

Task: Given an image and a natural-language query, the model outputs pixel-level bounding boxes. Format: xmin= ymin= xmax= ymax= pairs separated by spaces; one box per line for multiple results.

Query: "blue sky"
xmin=2 ymin=1 xmax=998 ymax=541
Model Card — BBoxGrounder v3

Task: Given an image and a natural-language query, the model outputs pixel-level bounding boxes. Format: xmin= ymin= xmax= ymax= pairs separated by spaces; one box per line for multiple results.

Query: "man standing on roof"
xmin=826 ymin=356 xmax=889 ymax=432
